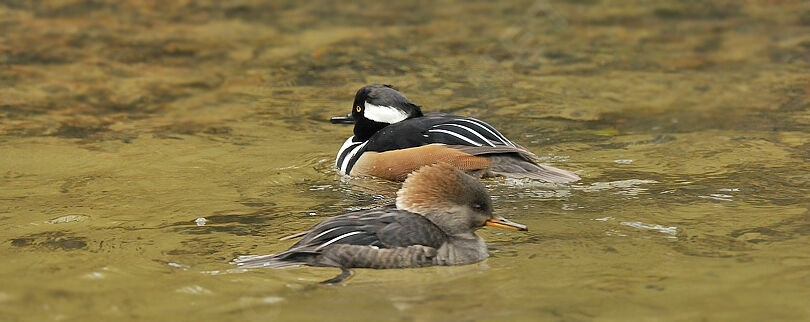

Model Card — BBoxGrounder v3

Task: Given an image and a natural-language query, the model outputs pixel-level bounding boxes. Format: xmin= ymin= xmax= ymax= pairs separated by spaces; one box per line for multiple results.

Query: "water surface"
xmin=1 ymin=0 xmax=809 ymax=320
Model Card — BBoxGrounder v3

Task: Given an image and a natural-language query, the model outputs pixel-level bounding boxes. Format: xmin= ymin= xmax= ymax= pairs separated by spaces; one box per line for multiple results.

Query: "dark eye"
xmin=472 ymin=204 xmax=484 ymax=211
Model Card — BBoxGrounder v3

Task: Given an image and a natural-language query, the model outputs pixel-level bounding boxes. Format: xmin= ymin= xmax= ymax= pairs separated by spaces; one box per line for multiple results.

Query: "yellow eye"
xmin=356 ymin=105 xmax=362 ymax=112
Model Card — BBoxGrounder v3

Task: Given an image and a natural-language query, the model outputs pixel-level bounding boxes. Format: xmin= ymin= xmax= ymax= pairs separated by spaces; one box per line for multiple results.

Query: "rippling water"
xmin=1 ymin=0 xmax=809 ymax=320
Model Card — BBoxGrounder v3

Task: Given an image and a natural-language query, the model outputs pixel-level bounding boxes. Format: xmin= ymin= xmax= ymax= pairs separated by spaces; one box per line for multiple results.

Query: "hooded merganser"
xmin=233 ymin=163 xmax=527 ymax=283
xmin=331 ymin=84 xmax=581 ymax=182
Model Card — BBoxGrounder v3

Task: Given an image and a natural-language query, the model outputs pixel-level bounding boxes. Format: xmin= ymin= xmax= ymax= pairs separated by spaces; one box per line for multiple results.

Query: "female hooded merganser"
xmin=331 ymin=84 xmax=581 ymax=182
xmin=233 ymin=163 xmax=527 ymax=283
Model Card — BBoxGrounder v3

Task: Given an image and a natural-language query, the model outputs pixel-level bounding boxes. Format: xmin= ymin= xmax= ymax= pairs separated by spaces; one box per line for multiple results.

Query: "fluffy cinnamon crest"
xmin=395 ymin=163 xmax=487 ymax=215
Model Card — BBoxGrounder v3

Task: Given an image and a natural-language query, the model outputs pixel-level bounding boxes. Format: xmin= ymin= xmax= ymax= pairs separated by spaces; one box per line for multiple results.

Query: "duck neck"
xmin=419 ymin=205 xmax=476 ymax=236
xmin=353 ymin=119 xmax=389 ymax=141
xmin=433 ymin=233 xmax=488 ymax=266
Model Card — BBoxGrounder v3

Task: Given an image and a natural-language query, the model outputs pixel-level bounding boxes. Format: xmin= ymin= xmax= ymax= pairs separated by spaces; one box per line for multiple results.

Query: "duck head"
xmin=395 ymin=163 xmax=527 ymax=235
xmin=331 ymin=84 xmax=423 ymax=141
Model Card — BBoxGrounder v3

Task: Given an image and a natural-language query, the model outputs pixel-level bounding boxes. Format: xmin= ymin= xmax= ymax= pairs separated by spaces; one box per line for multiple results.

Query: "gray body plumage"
xmin=233 ymin=206 xmax=488 ymax=270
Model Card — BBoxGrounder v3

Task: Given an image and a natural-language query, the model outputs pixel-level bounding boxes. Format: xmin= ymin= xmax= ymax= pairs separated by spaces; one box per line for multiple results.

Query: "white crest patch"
xmin=364 ymin=102 xmax=409 ymax=124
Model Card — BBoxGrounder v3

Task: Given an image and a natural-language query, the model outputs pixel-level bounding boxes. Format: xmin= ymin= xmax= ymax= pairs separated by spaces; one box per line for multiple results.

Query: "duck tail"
xmin=231 ymin=253 xmax=303 ymax=269
xmin=487 ymin=155 xmax=581 ymax=183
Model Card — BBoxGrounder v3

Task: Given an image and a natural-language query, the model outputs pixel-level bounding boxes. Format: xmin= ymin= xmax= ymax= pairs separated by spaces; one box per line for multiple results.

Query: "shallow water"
xmin=2 ymin=0 xmax=809 ymax=320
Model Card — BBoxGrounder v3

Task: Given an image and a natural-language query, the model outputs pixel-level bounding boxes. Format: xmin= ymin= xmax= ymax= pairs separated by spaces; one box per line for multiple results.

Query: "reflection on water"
xmin=1 ymin=0 xmax=809 ymax=320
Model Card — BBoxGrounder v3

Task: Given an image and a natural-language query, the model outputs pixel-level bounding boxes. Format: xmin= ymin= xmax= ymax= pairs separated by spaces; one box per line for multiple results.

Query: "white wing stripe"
xmin=314 ymin=231 xmax=365 ymax=250
xmin=310 ymin=227 xmax=342 ymax=241
xmin=438 ymin=123 xmax=497 ymax=147
xmin=428 ymin=129 xmax=482 ymax=146
xmin=464 ymin=118 xmax=514 ymax=146
xmin=360 ymin=213 xmax=394 ymax=220
xmin=453 ymin=118 xmax=515 ymax=147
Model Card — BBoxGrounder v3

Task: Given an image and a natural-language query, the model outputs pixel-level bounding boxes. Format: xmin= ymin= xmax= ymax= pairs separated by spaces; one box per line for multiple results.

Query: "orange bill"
xmin=485 ymin=216 xmax=528 ymax=231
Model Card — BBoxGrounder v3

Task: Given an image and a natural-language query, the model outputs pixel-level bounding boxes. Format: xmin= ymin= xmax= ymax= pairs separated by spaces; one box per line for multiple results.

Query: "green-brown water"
xmin=2 ymin=1 xmax=809 ymax=320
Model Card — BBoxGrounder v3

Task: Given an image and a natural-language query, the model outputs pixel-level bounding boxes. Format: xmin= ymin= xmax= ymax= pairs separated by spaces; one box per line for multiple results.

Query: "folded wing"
xmin=233 ymin=207 xmax=447 ymax=269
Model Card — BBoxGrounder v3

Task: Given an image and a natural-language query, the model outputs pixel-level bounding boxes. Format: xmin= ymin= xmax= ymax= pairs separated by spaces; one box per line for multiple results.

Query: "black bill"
xmin=330 ymin=114 xmax=355 ymax=124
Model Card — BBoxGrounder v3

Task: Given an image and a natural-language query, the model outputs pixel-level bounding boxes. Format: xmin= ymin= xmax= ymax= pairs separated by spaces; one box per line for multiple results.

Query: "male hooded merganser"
xmin=331 ymin=84 xmax=581 ymax=182
xmin=233 ymin=163 xmax=527 ymax=283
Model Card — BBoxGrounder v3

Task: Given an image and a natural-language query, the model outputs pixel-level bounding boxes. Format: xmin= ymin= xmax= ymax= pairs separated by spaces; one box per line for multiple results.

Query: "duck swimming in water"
xmin=233 ymin=163 xmax=528 ymax=283
xmin=331 ymin=84 xmax=580 ymax=182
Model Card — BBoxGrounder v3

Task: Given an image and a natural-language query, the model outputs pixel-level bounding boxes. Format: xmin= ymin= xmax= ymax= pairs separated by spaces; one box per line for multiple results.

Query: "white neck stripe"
xmin=339 ymin=141 xmax=368 ymax=175
xmin=335 ymin=136 xmax=361 ymax=168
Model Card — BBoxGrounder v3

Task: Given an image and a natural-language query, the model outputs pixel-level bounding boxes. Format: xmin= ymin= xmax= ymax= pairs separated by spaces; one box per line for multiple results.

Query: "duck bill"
xmin=330 ymin=114 xmax=355 ymax=124
xmin=485 ymin=216 xmax=528 ymax=231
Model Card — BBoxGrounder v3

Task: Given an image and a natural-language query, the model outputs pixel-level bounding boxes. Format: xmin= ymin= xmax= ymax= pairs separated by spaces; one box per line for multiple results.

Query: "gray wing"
xmin=290 ymin=207 xmax=446 ymax=250
xmin=234 ymin=207 xmax=447 ymax=269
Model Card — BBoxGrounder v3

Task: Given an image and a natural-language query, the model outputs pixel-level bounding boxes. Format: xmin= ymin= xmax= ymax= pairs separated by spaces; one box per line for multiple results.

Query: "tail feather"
xmin=446 ymin=144 xmax=539 ymax=161
xmin=231 ymin=254 xmax=303 ymax=269
xmin=444 ymin=144 xmax=580 ymax=183
xmin=487 ymin=155 xmax=580 ymax=183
